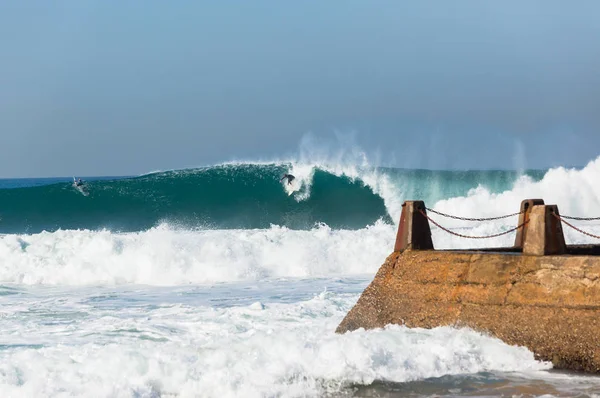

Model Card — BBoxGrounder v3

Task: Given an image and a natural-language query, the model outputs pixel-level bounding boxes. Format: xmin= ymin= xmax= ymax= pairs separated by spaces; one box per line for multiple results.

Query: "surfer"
xmin=75 ymin=178 xmax=84 ymax=187
xmin=280 ymin=174 xmax=295 ymax=185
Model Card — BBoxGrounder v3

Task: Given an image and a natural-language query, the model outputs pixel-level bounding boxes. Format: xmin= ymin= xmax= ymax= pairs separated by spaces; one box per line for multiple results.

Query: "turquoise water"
xmin=0 ymin=164 xmax=545 ymax=234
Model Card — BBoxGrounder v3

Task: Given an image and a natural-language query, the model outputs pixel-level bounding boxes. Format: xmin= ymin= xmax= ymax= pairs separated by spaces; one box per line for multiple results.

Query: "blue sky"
xmin=1 ymin=1 xmax=599 ymax=177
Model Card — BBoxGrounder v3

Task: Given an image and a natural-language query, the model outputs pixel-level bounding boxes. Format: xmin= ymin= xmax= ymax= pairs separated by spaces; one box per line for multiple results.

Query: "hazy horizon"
xmin=2 ymin=1 xmax=600 ymax=177
xmin=0 ymin=162 xmax=584 ymax=180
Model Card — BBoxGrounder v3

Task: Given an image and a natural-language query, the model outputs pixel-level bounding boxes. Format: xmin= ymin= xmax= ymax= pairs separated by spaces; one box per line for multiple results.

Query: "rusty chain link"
xmin=418 ymin=209 xmax=527 ymax=239
xmin=425 ymin=207 xmax=523 ymax=221
xmin=418 ymin=205 xmax=600 ymax=240
xmin=557 ymin=214 xmax=600 ymax=221
xmin=552 ymin=213 xmax=600 ymax=239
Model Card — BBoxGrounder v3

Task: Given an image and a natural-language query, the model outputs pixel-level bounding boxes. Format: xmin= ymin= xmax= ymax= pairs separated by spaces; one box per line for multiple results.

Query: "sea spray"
xmin=0 ymin=222 xmax=394 ymax=286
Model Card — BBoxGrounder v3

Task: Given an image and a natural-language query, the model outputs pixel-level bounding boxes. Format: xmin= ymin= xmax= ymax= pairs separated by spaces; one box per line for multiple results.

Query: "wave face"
xmin=0 ymin=164 xmax=392 ymax=234
xmin=0 ymin=162 xmax=549 ymax=235
xmin=2 ymin=157 xmax=600 ymax=287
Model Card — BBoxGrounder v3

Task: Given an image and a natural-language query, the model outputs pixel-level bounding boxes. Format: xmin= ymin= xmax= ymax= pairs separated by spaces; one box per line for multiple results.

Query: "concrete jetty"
xmin=336 ymin=200 xmax=600 ymax=373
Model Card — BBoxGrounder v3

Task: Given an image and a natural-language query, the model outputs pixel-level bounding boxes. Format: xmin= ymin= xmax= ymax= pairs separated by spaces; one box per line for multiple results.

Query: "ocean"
xmin=2 ymin=159 xmax=600 ymax=397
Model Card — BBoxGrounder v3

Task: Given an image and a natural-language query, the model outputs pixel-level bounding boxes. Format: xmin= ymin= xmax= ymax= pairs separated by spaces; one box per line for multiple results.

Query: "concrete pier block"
xmin=394 ymin=201 xmax=433 ymax=251
xmin=514 ymin=199 xmax=545 ymax=249
xmin=523 ymin=205 xmax=567 ymax=255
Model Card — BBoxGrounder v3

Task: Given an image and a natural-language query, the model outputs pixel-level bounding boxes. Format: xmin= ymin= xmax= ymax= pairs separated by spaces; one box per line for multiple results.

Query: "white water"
xmin=3 ymin=150 xmax=600 ymax=396
xmin=428 ymin=156 xmax=600 ymax=249
xmin=434 ymin=157 xmax=600 ymax=221
xmin=0 ymin=222 xmax=393 ymax=286
xmin=0 ymin=280 xmax=554 ymax=397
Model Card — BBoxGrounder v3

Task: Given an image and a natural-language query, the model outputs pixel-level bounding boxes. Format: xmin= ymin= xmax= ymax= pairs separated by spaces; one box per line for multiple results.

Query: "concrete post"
xmin=394 ymin=201 xmax=434 ymax=252
xmin=514 ymin=199 xmax=545 ymax=249
xmin=522 ymin=205 xmax=567 ymax=255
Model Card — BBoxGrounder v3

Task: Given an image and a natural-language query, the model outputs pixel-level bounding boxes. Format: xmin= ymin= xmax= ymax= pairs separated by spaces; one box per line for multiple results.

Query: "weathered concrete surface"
xmin=522 ymin=205 xmax=566 ymax=255
xmin=394 ymin=201 xmax=433 ymax=251
xmin=336 ymin=250 xmax=600 ymax=373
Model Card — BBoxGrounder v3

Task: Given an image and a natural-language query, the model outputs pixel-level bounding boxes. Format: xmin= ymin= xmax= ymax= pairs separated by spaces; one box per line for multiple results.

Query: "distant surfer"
xmin=280 ymin=174 xmax=295 ymax=185
xmin=72 ymin=177 xmax=89 ymax=196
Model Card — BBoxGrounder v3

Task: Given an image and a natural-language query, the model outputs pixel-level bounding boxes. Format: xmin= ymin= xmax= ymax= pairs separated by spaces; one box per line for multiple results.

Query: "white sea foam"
xmin=0 ymin=285 xmax=553 ymax=398
xmin=0 ymin=221 xmax=394 ymax=286
xmin=428 ymin=156 xmax=600 ymax=249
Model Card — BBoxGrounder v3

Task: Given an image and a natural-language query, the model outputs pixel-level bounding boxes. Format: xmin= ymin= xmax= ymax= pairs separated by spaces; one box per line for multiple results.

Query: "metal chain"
xmin=552 ymin=213 xmax=600 ymax=239
xmin=419 ymin=209 xmax=527 ymax=239
xmin=425 ymin=207 xmax=523 ymax=222
xmin=557 ymin=214 xmax=600 ymax=221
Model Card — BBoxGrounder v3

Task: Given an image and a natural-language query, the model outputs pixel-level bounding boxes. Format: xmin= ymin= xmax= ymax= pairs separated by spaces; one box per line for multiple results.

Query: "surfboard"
xmin=285 ymin=181 xmax=299 ymax=196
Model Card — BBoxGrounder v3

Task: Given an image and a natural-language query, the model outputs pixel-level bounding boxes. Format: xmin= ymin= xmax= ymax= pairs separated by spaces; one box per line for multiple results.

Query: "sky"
xmin=1 ymin=1 xmax=600 ymax=177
